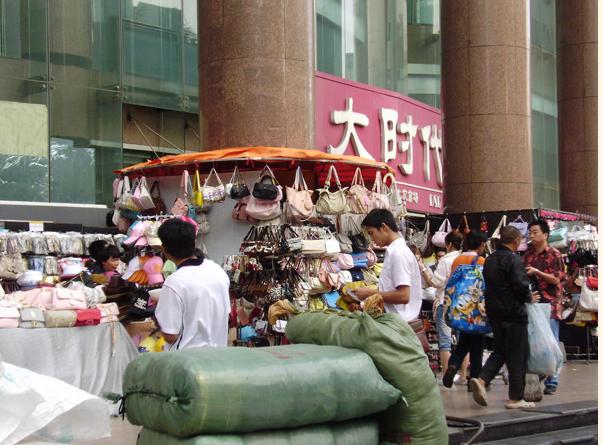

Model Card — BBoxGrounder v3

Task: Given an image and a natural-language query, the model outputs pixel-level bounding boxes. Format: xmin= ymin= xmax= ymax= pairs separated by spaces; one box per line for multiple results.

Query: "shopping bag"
xmin=526 ymin=303 xmax=563 ymax=377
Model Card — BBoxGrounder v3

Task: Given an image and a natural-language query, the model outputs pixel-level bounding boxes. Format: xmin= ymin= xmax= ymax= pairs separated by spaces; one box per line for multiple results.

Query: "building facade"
xmin=0 ymin=0 xmax=597 ymax=222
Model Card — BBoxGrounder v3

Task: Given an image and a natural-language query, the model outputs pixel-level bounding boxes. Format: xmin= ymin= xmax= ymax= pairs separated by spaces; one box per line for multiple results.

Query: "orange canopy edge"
xmin=114 ymin=146 xmax=395 ymax=178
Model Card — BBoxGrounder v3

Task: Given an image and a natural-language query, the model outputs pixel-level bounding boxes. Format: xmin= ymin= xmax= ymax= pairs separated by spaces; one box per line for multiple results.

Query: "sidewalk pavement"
xmin=25 ymin=360 xmax=597 ymax=445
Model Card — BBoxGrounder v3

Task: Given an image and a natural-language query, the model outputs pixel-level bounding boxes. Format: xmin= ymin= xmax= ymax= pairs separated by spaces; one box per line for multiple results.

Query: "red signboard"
xmin=314 ymin=71 xmax=444 ymax=214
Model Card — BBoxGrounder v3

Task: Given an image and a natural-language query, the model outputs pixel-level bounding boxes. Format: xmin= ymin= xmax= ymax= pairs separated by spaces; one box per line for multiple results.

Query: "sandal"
xmin=505 ymin=399 xmax=535 ymax=409
xmin=469 ymin=378 xmax=488 ymax=407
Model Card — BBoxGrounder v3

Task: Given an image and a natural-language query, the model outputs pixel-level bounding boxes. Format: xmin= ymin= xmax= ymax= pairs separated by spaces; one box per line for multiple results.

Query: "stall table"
xmin=0 ymin=323 xmax=139 ymax=398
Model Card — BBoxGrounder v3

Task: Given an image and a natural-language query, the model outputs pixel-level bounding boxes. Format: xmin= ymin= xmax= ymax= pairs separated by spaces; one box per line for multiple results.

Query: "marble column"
xmin=441 ymin=0 xmax=532 ymax=213
xmin=557 ymin=0 xmax=598 ymax=216
xmin=198 ymin=0 xmax=314 ymax=149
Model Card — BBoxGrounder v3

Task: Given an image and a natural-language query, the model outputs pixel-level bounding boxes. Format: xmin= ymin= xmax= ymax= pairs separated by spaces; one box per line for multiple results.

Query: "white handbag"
xmin=132 ymin=176 xmax=155 ymax=210
xmin=383 ymin=173 xmax=406 ymax=218
xmin=315 ymin=165 xmax=348 ymax=215
xmin=431 ymin=218 xmax=452 ymax=248
xmin=486 ymin=215 xmax=507 ymax=254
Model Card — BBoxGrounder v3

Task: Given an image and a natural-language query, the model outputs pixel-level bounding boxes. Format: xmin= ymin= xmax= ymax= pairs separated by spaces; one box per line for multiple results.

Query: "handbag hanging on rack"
xmin=432 ymin=218 xmax=452 ymax=248
xmin=142 ymin=181 xmax=166 ymax=215
xmin=202 ymin=168 xmax=226 ymax=203
xmin=485 ymin=214 xmax=507 ymax=254
xmin=171 ymin=170 xmax=193 ymax=217
xmin=227 ymin=166 xmax=251 ymax=199
xmin=346 ymin=167 xmax=371 ymax=214
xmin=284 ymin=166 xmax=315 ymax=222
xmin=252 ymin=165 xmax=280 ymax=201
xmin=315 ymin=165 xmax=348 ymax=215
xmin=367 ymin=170 xmax=390 ymax=211
xmin=383 ymin=173 xmax=406 ymax=218
xmin=509 ymin=215 xmax=528 ymax=251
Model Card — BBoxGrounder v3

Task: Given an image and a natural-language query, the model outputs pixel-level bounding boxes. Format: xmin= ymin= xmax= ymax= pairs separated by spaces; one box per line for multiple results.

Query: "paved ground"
xmin=23 ymin=360 xmax=597 ymax=444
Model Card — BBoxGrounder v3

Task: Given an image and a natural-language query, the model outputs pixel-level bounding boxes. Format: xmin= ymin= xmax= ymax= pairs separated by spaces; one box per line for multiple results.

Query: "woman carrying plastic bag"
xmin=526 ymin=303 xmax=563 ymax=377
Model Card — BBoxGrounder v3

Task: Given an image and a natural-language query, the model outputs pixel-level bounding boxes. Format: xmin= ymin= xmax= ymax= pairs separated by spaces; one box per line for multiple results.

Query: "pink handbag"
xmin=285 ymin=166 xmax=314 ymax=222
xmin=346 ymin=168 xmax=371 ymax=214
xmin=368 ymin=171 xmax=390 ymax=211
xmin=336 ymin=253 xmax=354 ymax=270
xmin=0 ymin=303 xmax=20 ymax=328
xmin=132 ymin=176 xmax=155 ymax=210
xmin=171 ymin=171 xmax=192 ymax=216
xmin=232 ymin=196 xmax=258 ymax=223
xmin=246 ymin=185 xmax=283 ymax=221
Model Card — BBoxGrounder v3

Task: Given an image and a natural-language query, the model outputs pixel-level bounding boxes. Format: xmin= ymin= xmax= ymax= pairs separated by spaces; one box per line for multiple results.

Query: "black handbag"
xmin=348 ymin=218 xmax=369 ymax=252
xmin=229 ymin=166 xmax=251 ymax=199
xmin=252 ymin=165 xmax=279 ymax=200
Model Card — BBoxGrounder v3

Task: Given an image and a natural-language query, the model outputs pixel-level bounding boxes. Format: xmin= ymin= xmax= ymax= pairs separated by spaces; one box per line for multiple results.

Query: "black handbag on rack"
xmin=252 ymin=166 xmax=279 ymax=201
xmin=348 ymin=218 xmax=369 ymax=253
xmin=229 ymin=166 xmax=251 ymax=200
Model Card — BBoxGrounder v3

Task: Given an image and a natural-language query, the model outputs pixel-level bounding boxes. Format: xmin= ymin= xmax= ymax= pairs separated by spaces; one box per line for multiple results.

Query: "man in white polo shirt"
xmin=155 ymin=218 xmax=230 ymax=350
xmin=354 ymin=209 xmax=422 ymax=322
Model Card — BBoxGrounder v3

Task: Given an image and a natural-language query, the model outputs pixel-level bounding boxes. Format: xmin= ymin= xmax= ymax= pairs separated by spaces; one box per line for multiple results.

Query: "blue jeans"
xmin=435 ymin=304 xmax=452 ymax=351
xmin=545 ymin=318 xmax=560 ymax=388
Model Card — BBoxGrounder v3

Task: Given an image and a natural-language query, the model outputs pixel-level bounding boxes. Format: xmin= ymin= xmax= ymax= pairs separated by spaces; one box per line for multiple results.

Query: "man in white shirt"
xmin=354 ymin=209 xmax=422 ymax=322
xmin=155 ymin=218 xmax=230 ymax=350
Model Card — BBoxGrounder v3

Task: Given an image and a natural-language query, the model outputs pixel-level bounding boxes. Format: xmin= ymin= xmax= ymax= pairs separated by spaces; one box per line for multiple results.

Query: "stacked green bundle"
xmin=137 ymin=418 xmax=379 ymax=445
xmin=285 ymin=311 xmax=448 ymax=445
xmin=123 ymin=344 xmax=400 ymax=438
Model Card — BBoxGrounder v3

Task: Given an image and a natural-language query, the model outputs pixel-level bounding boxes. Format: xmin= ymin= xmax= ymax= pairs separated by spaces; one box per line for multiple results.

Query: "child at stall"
xmin=97 ymin=245 xmax=123 ymax=280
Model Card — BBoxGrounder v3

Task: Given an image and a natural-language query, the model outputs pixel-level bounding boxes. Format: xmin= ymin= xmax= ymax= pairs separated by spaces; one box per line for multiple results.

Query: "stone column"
xmin=557 ymin=0 xmax=597 ymax=216
xmin=441 ymin=0 xmax=532 ymax=213
xmin=198 ymin=0 xmax=314 ymax=149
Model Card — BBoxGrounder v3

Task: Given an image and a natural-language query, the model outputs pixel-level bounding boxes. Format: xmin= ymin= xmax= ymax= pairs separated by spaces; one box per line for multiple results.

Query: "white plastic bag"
xmin=0 ymin=361 xmax=110 ymax=444
xmin=526 ymin=303 xmax=563 ymax=377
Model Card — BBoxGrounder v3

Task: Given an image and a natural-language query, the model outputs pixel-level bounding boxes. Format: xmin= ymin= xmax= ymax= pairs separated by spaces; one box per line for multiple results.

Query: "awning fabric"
xmin=114 ymin=146 xmax=395 ymax=185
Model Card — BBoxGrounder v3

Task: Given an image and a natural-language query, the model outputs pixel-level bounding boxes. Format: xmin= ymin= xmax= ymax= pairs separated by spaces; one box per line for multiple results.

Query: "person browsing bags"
xmin=353 ymin=209 xmax=422 ymax=322
xmin=154 ymin=219 xmax=230 ymax=350
xmin=522 ymin=219 xmax=565 ymax=395
xmin=442 ymin=230 xmax=488 ymax=389
xmin=418 ymin=231 xmax=463 ymax=381
xmin=470 ymin=226 xmax=540 ymax=410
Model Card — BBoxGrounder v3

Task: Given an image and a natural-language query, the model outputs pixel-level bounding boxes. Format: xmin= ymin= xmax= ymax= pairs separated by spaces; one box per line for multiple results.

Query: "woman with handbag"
xmin=418 ymin=231 xmax=463 ymax=379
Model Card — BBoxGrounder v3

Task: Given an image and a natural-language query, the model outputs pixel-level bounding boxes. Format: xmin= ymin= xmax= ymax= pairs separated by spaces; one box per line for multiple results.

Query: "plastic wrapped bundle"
xmin=123 ymin=344 xmax=400 ymax=437
xmin=137 ymin=417 xmax=379 ymax=445
xmin=286 ymin=311 xmax=448 ymax=445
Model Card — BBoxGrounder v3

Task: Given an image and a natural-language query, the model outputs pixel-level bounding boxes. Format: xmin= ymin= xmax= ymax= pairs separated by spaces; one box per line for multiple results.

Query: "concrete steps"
xmin=448 ymin=400 xmax=597 ymax=444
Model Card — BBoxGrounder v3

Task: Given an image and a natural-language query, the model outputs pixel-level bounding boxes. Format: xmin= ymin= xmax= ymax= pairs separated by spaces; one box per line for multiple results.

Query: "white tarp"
xmin=0 ymin=361 xmax=111 ymax=444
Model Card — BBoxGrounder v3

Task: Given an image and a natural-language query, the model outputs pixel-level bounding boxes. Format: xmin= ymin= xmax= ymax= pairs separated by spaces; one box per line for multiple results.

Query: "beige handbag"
xmin=346 ymin=168 xmax=371 ymax=214
xmin=285 ymin=166 xmax=314 ymax=222
xmin=44 ymin=310 xmax=77 ymax=328
xmin=368 ymin=171 xmax=390 ymax=211
xmin=486 ymin=215 xmax=507 ymax=254
xmin=383 ymin=173 xmax=407 ymax=218
xmin=315 ymin=165 xmax=348 ymax=215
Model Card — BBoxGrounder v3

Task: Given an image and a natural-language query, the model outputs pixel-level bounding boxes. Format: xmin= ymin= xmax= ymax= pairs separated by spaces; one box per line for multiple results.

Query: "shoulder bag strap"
xmin=372 ymin=171 xmax=382 ymax=193
xmin=205 ymin=168 xmax=223 ymax=187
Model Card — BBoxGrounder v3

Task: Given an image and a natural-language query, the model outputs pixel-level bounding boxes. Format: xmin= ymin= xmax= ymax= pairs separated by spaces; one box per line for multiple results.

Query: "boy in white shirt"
xmin=354 ymin=209 xmax=422 ymax=322
xmin=155 ymin=219 xmax=230 ymax=350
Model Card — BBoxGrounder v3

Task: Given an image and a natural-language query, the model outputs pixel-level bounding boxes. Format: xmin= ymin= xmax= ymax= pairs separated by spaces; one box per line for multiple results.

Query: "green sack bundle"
xmin=138 ymin=417 xmax=379 ymax=445
xmin=123 ymin=344 xmax=401 ymax=437
xmin=285 ymin=311 xmax=448 ymax=445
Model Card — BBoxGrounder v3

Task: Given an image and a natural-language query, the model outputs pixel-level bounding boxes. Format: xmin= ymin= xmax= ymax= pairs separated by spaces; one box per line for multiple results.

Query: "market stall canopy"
xmin=114 ymin=146 xmax=395 ymax=184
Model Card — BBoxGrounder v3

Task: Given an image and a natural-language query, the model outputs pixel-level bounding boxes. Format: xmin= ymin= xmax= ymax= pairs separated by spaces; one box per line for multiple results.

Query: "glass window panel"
xmin=48 ymin=0 xmax=120 ymax=90
xmin=316 ymin=0 xmax=439 ymax=107
xmin=0 ymin=0 xmax=48 ymax=81
xmin=183 ymin=0 xmax=198 ymax=113
xmin=122 ymin=0 xmax=184 ymax=110
xmin=530 ymin=0 xmax=558 ymax=208
xmin=49 ymin=84 xmax=121 ymax=204
xmin=0 ymin=78 xmax=49 ymax=202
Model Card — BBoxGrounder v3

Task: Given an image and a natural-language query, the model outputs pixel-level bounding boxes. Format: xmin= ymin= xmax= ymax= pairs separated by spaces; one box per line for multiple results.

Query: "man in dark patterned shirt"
xmin=523 ymin=219 xmax=566 ymax=395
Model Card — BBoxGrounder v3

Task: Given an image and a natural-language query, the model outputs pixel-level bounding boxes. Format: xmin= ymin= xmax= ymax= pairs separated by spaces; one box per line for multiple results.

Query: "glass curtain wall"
xmin=530 ymin=0 xmax=559 ymax=208
xmin=0 ymin=0 xmax=199 ymax=205
xmin=315 ymin=0 xmax=440 ymax=107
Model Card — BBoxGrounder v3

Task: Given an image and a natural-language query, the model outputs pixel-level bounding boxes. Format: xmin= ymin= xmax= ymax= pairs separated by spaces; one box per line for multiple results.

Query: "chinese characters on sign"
xmin=315 ymin=72 xmax=444 ymax=213
xmin=327 ymin=97 xmax=443 ymax=187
